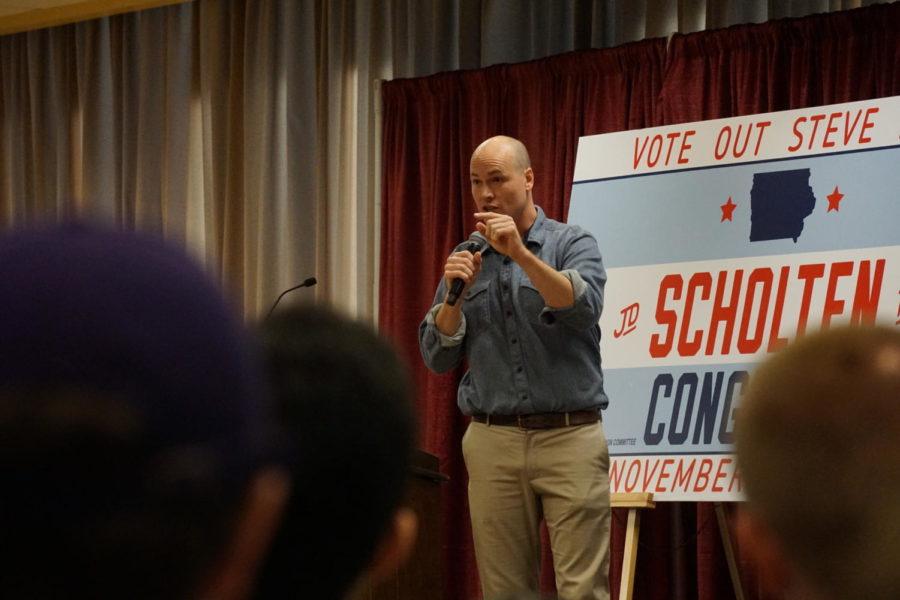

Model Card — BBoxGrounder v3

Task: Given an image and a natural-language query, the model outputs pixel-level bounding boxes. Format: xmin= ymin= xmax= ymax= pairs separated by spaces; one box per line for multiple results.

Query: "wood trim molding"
xmin=0 ymin=0 xmax=193 ymax=36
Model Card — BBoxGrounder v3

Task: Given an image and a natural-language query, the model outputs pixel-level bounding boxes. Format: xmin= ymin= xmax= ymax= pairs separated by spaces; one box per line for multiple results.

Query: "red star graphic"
xmin=826 ymin=186 xmax=844 ymax=212
xmin=720 ymin=196 xmax=737 ymax=222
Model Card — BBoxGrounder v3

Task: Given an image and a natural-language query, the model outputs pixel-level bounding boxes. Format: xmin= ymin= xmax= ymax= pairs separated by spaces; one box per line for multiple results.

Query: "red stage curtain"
xmin=659 ymin=3 xmax=900 ymax=123
xmin=380 ymin=4 xmax=899 ymax=599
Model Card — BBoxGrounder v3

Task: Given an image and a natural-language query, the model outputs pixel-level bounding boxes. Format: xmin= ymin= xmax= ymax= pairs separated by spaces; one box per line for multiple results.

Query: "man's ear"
xmin=524 ymin=167 xmax=534 ymax=191
xmin=365 ymin=507 xmax=419 ymax=584
xmin=735 ymin=507 xmax=792 ymax=594
xmin=198 ymin=467 xmax=291 ymax=600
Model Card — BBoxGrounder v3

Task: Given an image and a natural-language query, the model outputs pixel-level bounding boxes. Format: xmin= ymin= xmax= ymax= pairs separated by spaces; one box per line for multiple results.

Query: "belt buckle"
xmin=517 ymin=414 xmax=524 ymax=429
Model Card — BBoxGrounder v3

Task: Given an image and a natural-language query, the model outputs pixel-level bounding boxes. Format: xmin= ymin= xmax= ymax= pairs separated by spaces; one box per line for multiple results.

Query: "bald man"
xmin=419 ymin=136 xmax=611 ymax=600
xmin=735 ymin=326 xmax=900 ymax=600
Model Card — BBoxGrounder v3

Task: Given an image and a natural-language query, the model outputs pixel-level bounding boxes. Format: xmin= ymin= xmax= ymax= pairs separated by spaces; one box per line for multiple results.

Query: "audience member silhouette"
xmin=0 ymin=224 xmax=289 ymax=599
xmin=736 ymin=325 xmax=900 ymax=600
xmin=255 ymin=306 xmax=418 ymax=599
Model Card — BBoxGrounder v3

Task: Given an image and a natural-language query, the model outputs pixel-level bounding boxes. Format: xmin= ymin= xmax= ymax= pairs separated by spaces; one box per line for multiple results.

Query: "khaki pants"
xmin=462 ymin=421 xmax=611 ymax=600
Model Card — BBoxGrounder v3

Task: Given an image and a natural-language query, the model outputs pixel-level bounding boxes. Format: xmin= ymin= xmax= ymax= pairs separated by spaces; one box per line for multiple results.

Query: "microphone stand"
xmin=266 ymin=277 xmax=317 ymax=320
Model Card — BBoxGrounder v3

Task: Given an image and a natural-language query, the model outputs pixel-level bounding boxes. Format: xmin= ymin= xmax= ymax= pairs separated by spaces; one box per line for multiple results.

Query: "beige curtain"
xmin=0 ymin=0 xmax=878 ymax=320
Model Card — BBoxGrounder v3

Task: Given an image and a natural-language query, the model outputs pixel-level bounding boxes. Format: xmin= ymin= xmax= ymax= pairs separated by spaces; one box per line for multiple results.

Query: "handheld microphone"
xmin=266 ymin=277 xmax=317 ymax=319
xmin=446 ymin=232 xmax=488 ymax=306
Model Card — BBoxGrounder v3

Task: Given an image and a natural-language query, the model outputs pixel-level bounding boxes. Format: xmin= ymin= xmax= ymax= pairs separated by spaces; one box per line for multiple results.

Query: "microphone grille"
xmin=468 ymin=231 xmax=488 ymax=250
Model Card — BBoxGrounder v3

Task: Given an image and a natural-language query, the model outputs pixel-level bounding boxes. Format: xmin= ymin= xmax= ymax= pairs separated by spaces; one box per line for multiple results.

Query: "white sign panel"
xmin=569 ymin=97 xmax=900 ymax=501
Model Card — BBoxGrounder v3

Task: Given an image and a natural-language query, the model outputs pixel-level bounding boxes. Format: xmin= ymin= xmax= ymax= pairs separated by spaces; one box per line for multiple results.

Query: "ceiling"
xmin=0 ymin=0 xmax=192 ymax=35
xmin=0 ymin=0 xmax=86 ymax=19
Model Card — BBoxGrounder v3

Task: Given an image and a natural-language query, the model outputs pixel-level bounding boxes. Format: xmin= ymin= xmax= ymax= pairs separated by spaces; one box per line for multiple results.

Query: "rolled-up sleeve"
xmin=418 ymin=288 xmax=467 ymax=373
xmin=539 ymin=230 xmax=606 ymax=330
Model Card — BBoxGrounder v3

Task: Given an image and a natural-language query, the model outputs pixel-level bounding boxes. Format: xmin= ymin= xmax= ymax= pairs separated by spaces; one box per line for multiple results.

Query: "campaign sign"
xmin=568 ymin=97 xmax=900 ymax=501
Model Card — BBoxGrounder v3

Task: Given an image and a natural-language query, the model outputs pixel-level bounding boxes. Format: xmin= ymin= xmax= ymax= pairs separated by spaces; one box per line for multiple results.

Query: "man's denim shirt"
xmin=419 ymin=206 xmax=608 ymax=416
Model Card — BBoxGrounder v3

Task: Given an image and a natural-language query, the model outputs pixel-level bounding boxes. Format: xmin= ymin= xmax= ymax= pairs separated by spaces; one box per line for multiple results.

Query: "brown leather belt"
xmin=471 ymin=409 xmax=600 ymax=429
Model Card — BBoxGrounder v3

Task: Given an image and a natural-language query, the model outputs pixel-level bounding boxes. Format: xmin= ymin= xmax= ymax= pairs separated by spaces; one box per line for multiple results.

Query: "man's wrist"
xmin=439 ymin=297 xmax=464 ymax=318
xmin=435 ymin=302 xmax=465 ymax=339
xmin=508 ymin=243 xmax=532 ymax=264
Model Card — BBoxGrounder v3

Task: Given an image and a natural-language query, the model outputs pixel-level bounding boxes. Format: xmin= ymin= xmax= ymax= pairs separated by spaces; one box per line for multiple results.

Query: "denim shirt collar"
xmin=523 ymin=205 xmax=547 ymax=248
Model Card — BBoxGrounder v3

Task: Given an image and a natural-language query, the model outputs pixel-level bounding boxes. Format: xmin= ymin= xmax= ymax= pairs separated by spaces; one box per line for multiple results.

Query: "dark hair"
xmin=0 ymin=387 xmax=245 ymax=598
xmin=254 ymin=306 xmax=417 ymax=599
xmin=0 ymin=224 xmax=271 ymax=598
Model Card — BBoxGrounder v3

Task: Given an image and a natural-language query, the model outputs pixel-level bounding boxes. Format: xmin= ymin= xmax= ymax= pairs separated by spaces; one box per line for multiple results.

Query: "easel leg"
xmin=714 ymin=502 xmax=745 ymax=600
xmin=618 ymin=508 xmax=641 ymax=600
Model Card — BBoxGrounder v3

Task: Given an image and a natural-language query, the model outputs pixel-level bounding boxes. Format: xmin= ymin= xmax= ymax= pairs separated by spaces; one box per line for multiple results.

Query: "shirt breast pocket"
xmin=463 ymin=279 xmax=492 ymax=332
xmin=519 ymin=282 xmax=547 ymax=323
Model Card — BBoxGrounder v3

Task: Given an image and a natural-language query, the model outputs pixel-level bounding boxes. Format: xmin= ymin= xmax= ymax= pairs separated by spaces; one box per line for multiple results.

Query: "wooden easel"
xmin=611 ymin=492 xmax=655 ymax=600
xmin=714 ymin=502 xmax=746 ymax=600
xmin=610 ymin=494 xmax=746 ymax=600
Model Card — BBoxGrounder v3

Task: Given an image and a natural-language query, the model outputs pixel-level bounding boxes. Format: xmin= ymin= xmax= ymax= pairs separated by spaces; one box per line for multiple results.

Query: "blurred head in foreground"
xmin=255 ymin=306 xmax=418 ymax=600
xmin=0 ymin=223 xmax=288 ymax=599
xmin=736 ymin=325 xmax=900 ymax=600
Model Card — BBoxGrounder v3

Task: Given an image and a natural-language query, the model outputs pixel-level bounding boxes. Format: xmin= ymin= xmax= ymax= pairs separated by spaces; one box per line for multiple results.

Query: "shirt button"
xmin=516 ymin=367 xmax=523 ymax=373
xmin=521 ymin=394 xmax=528 ymax=400
xmin=506 ymin=311 xmax=512 ymax=318
xmin=503 ymin=257 xmax=511 ymax=265
xmin=511 ymin=338 xmax=517 ymax=344
xmin=502 ymin=284 xmax=509 ymax=291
